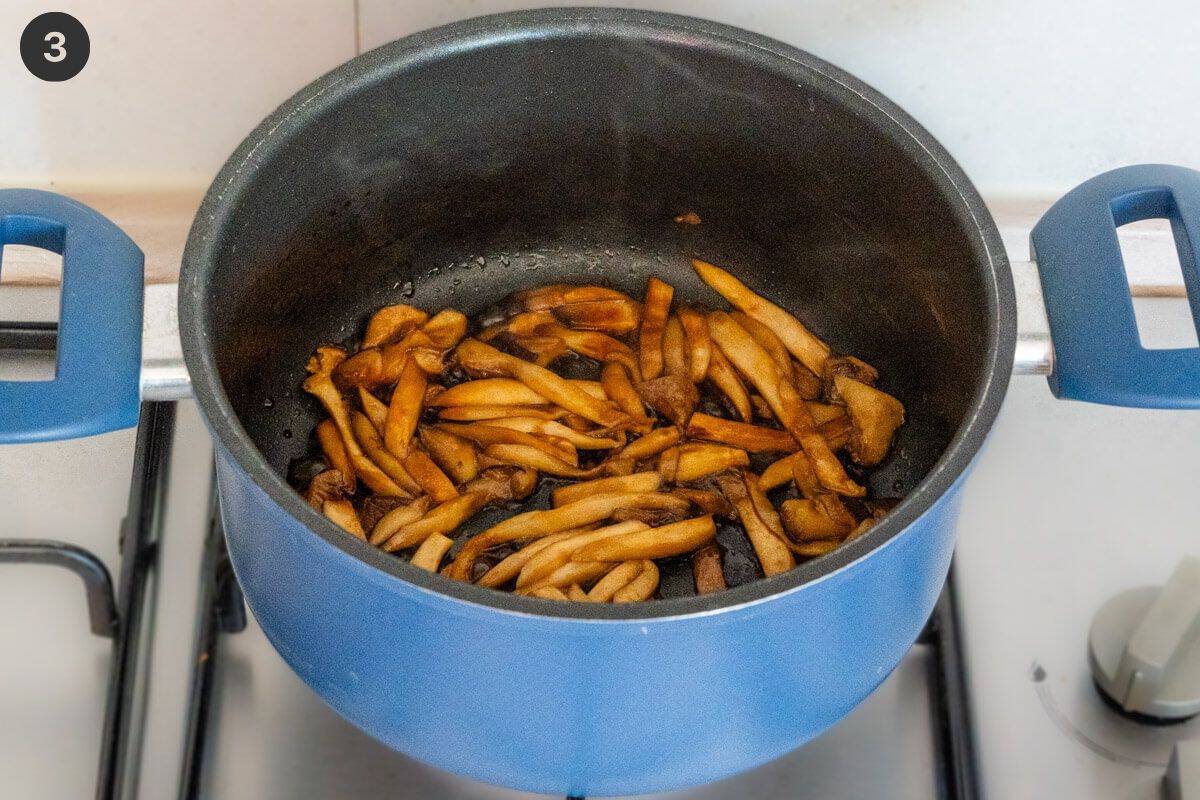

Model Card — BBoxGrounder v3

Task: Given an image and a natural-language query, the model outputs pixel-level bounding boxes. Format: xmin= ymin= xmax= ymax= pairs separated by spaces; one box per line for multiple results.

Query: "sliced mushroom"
xmin=704 ymin=344 xmax=752 ymax=422
xmin=587 ymin=560 xmax=644 ymax=602
xmin=612 ymin=560 xmax=660 ymax=602
xmin=419 ymin=426 xmax=478 ymax=484
xmin=692 ymin=544 xmax=727 ymax=595
xmin=551 ymin=471 xmax=662 ymax=507
xmin=780 ymin=495 xmax=857 ymax=542
xmin=685 ymin=413 xmax=798 ymax=453
xmin=315 ymin=419 xmax=355 ymax=493
xmin=322 ymin=498 xmax=366 ymax=540
xmin=693 ymin=259 xmax=830 ymax=375
xmin=677 ymin=306 xmax=712 ymax=383
xmin=672 ymin=443 xmax=750 ymax=482
xmin=834 ymin=375 xmax=905 ymax=467
xmin=410 ymin=533 xmax=454 ymax=572
xmin=363 ymin=304 xmax=427 ymax=348
xmin=572 ymin=516 xmax=715 ymax=563
xmin=638 ymin=277 xmax=674 ymax=380
xmin=384 ymin=357 xmax=426 ymax=455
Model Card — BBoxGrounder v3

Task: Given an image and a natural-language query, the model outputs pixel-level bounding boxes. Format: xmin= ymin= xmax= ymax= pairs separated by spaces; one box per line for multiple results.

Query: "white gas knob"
xmin=1088 ymin=556 xmax=1200 ymax=723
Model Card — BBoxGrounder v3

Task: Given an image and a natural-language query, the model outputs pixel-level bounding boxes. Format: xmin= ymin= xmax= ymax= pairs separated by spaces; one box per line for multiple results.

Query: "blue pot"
xmin=4 ymin=8 xmax=1199 ymax=796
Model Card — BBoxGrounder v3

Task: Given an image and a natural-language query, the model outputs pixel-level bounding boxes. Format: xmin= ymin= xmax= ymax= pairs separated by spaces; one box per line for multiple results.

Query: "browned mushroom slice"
xmin=818 ymin=414 xmax=852 ymax=451
xmin=792 ymin=364 xmax=823 ymax=401
xmin=384 ymin=357 xmax=427 ymax=455
xmin=430 ymin=378 xmax=549 ymax=407
xmin=363 ymin=304 xmax=428 ymax=348
xmin=672 ymin=443 xmax=750 ymax=482
xmin=637 ymin=372 xmax=698 ymax=427
xmin=419 ymin=426 xmax=478 ymax=484
xmin=510 ymin=284 xmax=641 ymax=334
xmin=662 ymin=315 xmax=690 ymax=377
xmin=791 ymin=539 xmax=841 ymax=558
xmin=456 ymin=339 xmax=626 ymax=428
xmin=515 ymin=335 xmax=569 ymax=367
xmin=421 ymin=309 xmax=469 ymax=349
xmin=368 ymin=496 xmax=432 ymax=546
xmin=438 ymin=404 xmax=564 ymax=422
xmin=716 ymin=473 xmax=795 ymax=576
xmin=483 ymin=443 xmax=597 ymax=478
xmin=573 ymin=516 xmax=715 ymax=563
xmin=315 ymin=419 xmax=355 ymax=493
xmin=669 ymin=487 xmax=732 ymax=518
xmin=692 ymin=544 xmax=727 ymax=594
xmin=806 ymin=401 xmax=847 ymax=426
xmin=612 ymin=561 xmax=660 ymax=602
xmin=676 ymin=306 xmax=712 ymax=383
xmin=528 ymin=586 xmax=570 ymax=601
xmin=608 ymin=492 xmax=693 ymax=526
xmin=749 ymin=395 xmax=774 ymax=421
xmin=348 ymin=411 xmax=420 ymax=496
xmin=322 ymin=499 xmax=367 ymax=540
xmin=357 ymin=387 xmax=389 ymax=432
xmin=525 ymin=560 xmax=615 ymax=593
xmin=515 ymin=521 xmax=650 ymax=589
xmin=304 ymin=351 xmax=409 ymax=497
xmin=401 ymin=447 xmax=460 ymax=502
xmin=730 ymin=311 xmax=792 ymax=380
xmin=305 ymin=468 xmax=351 ymax=511
xmin=705 ymin=345 xmax=752 ymax=422
xmin=357 ymin=494 xmax=411 ymax=532
xmin=657 ymin=446 xmax=680 ymax=482
xmin=476 ymin=530 xmax=580 ymax=588
xmin=834 ymin=375 xmax=905 ymax=466
xmin=780 ymin=495 xmax=857 ymax=542
xmin=480 ymin=417 xmax=621 ymax=449
xmin=409 ymin=532 xmax=454 ymax=572
xmin=693 ymin=259 xmax=831 ymax=375
xmin=600 ymin=362 xmax=651 ymax=428
xmin=551 ymin=471 xmax=662 ymax=507
xmin=505 ymin=311 xmax=640 ymax=374
xmin=638 ymin=277 xmax=674 ymax=380
xmin=380 ymin=466 xmax=535 ymax=551
xmin=436 ymin=421 xmax=579 ymax=465
xmin=582 ymin=560 xmax=639 ymax=601
xmin=446 ymin=491 xmax=685 ymax=580
xmin=604 ymin=425 xmax=682 ymax=474
xmin=821 ymin=355 xmax=879 ymax=401
xmin=685 ymin=413 xmax=798 ymax=453
xmin=333 ymin=328 xmax=436 ymax=388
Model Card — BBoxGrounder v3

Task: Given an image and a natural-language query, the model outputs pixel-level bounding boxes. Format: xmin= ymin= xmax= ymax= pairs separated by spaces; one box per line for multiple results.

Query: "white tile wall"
xmin=0 ymin=1 xmax=1198 ymax=195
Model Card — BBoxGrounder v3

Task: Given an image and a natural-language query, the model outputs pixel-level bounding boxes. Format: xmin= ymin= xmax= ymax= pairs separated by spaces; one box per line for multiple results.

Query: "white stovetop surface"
xmin=2 ymin=305 xmax=1199 ymax=798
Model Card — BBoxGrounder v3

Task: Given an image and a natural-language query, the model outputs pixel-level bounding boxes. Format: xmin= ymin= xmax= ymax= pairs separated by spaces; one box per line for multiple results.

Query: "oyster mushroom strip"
xmin=551 ymin=471 xmax=662 ymax=507
xmin=322 ymin=498 xmax=366 ymax=540
xmin=663 ymin=443 xmax=750 ymax=482
xmin=476 ymin=529 xmax=589 ymax=588
xmin=781 ymin=495 xmax=857 ymax=542
xmin=834 ymin=375 xmax=905 ymax=467
xmin=600 ymin=362 xmax=648 ymax=421
xmin=571 ymin=515 xmax=716 ymax=563
xmin=445 ymin=491 xmax=690 ymax=581
xmin=509 ymin=284 xmax=641 ymax=334
xmin=708 ymin=311 xmax=863 ymax=497
xmin=498 ymin=310 xmax=640 ymax=375
xmin=375 ymin=467 xmax=537 ymax=552
xmin=367 ymin=496 xmax=431 ymax=546
xmin=434 ymin=422 xmax=579 ymax=465
xmin=305 ymin=468 xmax=351 ymax=511
xmin=429 ymin=377 xmax=605 ymax=408
xmin=662 ymin=315 xmax=689 ymax=377
xmin=587 ymin=560 xmax=645 ymax=602
xmin=418 ymin=426 xmax=478 ymax=484
xmin=705 ymin=344 xmax=752 ymax=422
xmin=613 ymin=560 xmax=661 ymax=602
xmin=347 ymin=412 xmax=422 ymax=496
xmin=821 ymin=355 xmax=879 ymax=402
xmin=483 ymin=444 xmax=599 ymax=479
xmin=603 ymin=426 xmax=682 ymax=474
xmin=363 ymin=303 xmax=428 ymax=348
xmin=529 ymin=586 xmax=570 ymax=601
xmin=513 ymin=334 xmax=568 ymax=368
xmin=410 ymin=533 xmax=454 ymax=572
xmin=438 ymin=404 xmax=567 ymax=422
xmin=302 ymin=348 xmax=409 ymax=497
xmin=514 ymin=521 xmax=650 ymax=589
xmin=566 ymin=584 xmax=589 ymax=601
xmin=384 ymin=357 xmax=426 ymax=455
xmin=691 ymin=544 xmax=727 ymax=595
xmin=759 ymin=451 xmax=822 ymax=494
xmin=475 ymin=417 xmax=622 ymax=449
xmin=518 ymin=560 xmax=617 ymax=593
xmin=315 ymin=419 xmax=355 ymax=493
xmin=685 ymin=413 xmax=798 ymax=453
xmin=730 ymin=311 xmax=821 ymax=400
xmin=716 ymin=473 xmax=795 ymax=576
xmin=676 ymin=306 xmax=711 ymax=383
xmin=455 ymin=339 xmax=627 ymax=428
xmin=334 ymin=310 xmax=467 ymax=387
xmin=692 ymin=258 xmax=830 ymax=375
xmin=638 ymin=276 xmax=674 ymax=380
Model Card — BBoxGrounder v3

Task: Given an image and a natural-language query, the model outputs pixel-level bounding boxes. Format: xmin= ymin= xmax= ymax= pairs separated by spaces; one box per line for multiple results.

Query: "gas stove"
xmin=1 ymin=219 xmax=1197 ymax=799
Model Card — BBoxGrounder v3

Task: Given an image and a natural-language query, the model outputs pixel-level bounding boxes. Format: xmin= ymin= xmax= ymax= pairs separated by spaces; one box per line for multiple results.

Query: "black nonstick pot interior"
xmin=184 ymin=9 xmax=1013 ymax=611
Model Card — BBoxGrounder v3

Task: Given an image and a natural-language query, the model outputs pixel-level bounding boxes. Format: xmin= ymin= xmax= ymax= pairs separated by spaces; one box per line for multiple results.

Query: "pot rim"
xmin=179 ymin=6 xmax=1016 ymax=622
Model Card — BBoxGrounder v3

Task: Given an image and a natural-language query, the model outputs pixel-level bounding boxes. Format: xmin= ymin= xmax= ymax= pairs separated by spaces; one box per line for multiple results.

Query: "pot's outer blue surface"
xmin=217 ymin=447 xmax=965 ymax=795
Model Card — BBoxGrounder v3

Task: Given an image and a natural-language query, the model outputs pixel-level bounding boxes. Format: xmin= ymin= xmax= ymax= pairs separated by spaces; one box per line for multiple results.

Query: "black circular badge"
xmin=20 ymin=12 xmax=89 ymax=82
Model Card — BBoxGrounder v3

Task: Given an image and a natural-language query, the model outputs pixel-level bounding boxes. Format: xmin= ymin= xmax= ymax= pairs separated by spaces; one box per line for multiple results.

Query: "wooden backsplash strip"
xmin=0 ymin=188 xmax=204 ymax=286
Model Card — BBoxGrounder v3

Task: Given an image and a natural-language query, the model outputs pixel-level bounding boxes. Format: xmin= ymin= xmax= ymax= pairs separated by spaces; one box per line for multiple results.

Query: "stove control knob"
xmin=1088 ymin=556 xmax=1200 ymax=723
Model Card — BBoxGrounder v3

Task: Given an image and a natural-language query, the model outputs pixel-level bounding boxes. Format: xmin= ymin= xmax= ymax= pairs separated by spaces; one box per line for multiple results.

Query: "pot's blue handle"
xmin=1032 ymin=164 xmax=1200 ymax=408
xmin=0 ymin=190 xmax=143 ymax=442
